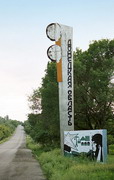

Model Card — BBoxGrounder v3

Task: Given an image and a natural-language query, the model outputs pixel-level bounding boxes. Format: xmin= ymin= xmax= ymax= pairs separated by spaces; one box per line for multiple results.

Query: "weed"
xmin=27 ymin=136 xmax=114 ymax=180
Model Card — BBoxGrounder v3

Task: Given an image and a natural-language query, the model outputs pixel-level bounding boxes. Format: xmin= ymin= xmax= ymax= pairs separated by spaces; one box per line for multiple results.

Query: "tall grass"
xmin=38 ymin=149 xmax=114 ymax=180
xmin=26 ymin=136 xmax=114 ymax=180
xmin=109 ymin=144 xmax=114 ymax=155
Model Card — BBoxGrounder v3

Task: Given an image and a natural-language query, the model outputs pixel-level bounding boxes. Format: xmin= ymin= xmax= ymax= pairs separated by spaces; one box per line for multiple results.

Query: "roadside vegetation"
xmin=24 ymin=39 xmax=114 ymax=147
xmin=24 ymin=39 xmax=114 ymax=179
xmin=0 ymin=116 xmax=20 ymax=143
xmin=26 ymin=136 xmax=114 ymax=180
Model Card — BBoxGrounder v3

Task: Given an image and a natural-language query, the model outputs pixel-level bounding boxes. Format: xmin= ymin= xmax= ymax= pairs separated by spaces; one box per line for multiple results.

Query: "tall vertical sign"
xmin=46 ymin=23 xmax=74 ymax=152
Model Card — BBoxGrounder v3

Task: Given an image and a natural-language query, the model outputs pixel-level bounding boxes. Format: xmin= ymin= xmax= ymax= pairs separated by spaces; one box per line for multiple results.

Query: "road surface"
xmin=0 ymin=125 xmax=46 ymax=180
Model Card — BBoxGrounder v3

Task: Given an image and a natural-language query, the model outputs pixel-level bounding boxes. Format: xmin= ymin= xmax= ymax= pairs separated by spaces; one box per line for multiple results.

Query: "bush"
xmin=0 ymin=125 xmax=11 ymax=140
xmin=108 ymin=135 xmax=114 ymax=145
xmin=109 ymin=144 xmax=114 ymax=155
xmin=0 ymin=118 xmax=20 ymax=142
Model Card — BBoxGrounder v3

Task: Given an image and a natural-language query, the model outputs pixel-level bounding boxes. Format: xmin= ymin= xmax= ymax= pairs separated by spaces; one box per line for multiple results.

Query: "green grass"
xmin=0 ymin=136 xmax=11 ymax=144
xmin=109 ymin=144 xmax=114 ymax=155
xmin=26 ymin=136 xmax=114 ymax=180
xmin=0 ymin=130 xmax=15 ymax=144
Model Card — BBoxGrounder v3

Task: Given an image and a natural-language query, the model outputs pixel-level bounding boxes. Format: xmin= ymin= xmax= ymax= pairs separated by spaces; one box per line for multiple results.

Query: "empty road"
xmin=0 ymin=125 xmax=46 ymax=180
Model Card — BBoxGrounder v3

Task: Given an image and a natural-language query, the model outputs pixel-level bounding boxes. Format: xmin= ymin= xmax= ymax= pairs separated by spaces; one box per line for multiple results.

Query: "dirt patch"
xmin=4 ymin=146 xmax=46 ymax=180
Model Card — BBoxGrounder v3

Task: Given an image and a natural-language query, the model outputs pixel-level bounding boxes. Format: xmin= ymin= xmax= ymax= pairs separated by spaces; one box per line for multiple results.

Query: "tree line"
xmin=24 ymin=39 xmax=114 ymax=147
xmin=0 ymin=116 xmax=20 ymax=141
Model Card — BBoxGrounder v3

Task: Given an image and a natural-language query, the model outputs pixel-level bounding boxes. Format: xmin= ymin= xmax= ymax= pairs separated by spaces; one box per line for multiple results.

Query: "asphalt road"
xmin=0 ymin=125 xmax=46 ymax=180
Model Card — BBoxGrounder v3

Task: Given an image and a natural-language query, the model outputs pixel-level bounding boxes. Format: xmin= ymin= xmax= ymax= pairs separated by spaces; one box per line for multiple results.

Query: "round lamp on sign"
xmin=47 ymin=45 xmax=61 ymax=62
xmin=46 ymin=23 xmax=61 ymax=41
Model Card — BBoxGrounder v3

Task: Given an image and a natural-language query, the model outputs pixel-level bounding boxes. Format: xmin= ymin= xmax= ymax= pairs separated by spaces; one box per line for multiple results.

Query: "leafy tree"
xmin=40 ymin=62 xmax=59 ymax=142
xmin=28 ymin=89 xmax=41 ymax=114
xmin=0 ymin=116 xmax=21 ymax=141
xmin=74 ymin=39 xmax=114 ymax=130
xmin=26 ymin=39 xmax=114 ymax=147
xmin=26 ymin=62 xmax=60 ymax=146
xmin=0 ymin=125 xmax=11 ymax=140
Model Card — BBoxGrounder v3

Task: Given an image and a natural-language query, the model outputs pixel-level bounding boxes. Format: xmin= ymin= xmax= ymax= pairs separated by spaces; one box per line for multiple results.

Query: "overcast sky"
xmin=0 ymin=0 xmax=114 ymax=121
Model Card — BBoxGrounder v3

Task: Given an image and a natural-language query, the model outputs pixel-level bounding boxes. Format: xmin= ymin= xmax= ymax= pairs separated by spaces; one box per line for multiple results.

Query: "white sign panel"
xmin=64 ymin=129 xmax=107 ymax=162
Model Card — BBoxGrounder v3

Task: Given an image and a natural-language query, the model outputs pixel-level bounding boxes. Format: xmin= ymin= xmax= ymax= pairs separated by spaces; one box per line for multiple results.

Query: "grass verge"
xmin=0 ymin=136 xmax=11 ymax=144
xmin=26 ymin=136 xmax=114 ymax=180
xmin=0 ymin=130 xmax=16 ymax=144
